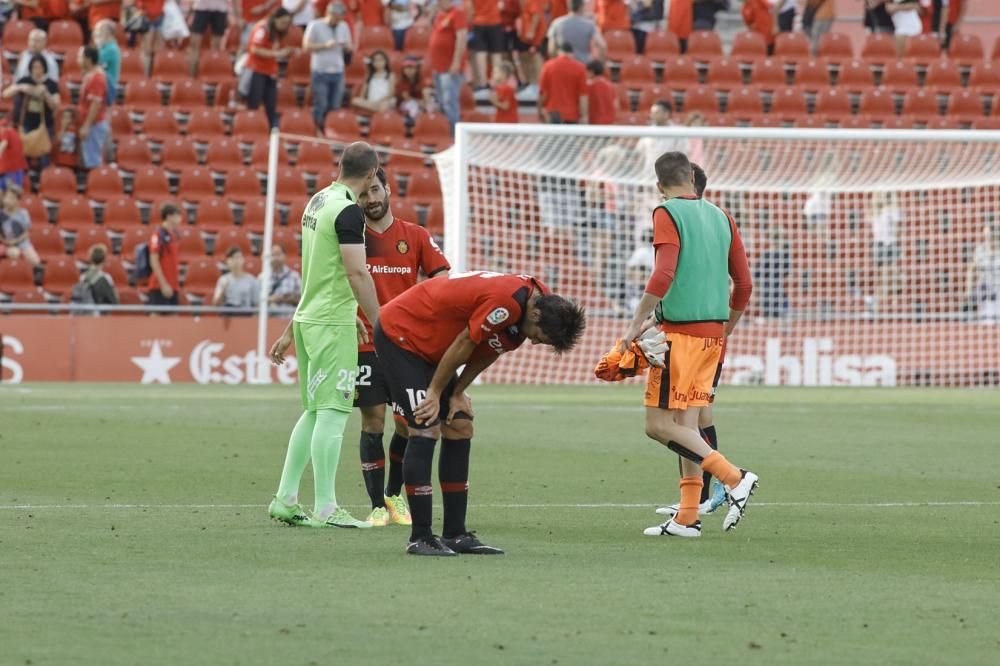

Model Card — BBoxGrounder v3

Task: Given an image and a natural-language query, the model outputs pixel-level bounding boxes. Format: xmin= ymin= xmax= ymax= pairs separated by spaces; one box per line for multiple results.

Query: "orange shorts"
xmin=644 ymin=332 xmax=725 ymax=411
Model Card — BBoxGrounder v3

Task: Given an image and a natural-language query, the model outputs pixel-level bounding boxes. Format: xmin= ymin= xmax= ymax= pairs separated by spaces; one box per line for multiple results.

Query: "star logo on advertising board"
xmin=131 ymin=340 xmax=181 ymax=385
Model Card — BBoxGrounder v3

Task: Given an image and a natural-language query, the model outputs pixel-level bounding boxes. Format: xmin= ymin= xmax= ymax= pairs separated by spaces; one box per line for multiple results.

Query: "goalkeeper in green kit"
xmin=266 ymin=142 xmax=382 ymax=528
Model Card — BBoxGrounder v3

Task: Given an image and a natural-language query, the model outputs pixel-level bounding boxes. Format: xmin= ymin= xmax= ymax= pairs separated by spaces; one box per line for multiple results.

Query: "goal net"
xmin=435 ymin=125 xmax=1000 ymax=387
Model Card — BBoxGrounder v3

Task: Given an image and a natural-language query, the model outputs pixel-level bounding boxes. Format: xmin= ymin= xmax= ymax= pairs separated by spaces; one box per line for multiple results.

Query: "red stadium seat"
xmin=204 ymin=138 xmax=244 ymax=173
xmin=368 ymin=111 xmax=407 ymax=146
xmin=39 ymin=167 xmax=78 ymax=202
xmin=152 ymin=49 xmax=189 ymax=85
xmin=276 ymin=82 xmax=300 ymax=110
xmin=861 ymin=33 xmax=897 ymax=63
xmin=179 ymin=166 xmax=217 ymax=205
xmin=726 ymin=86 xmax=763 ymax=118
xmin=271 ymin=227 xmax=299 ymax=257
xmin=275 ymin=168 xmax=308 ymax=204
xmin=132 ymin=167 xmax=171 ymax=201
xmin=183 ymin=257 xmax=221 ymax=300
xmin=104 ymin=196 xmax=142 ymax=231
xmin=880 ymin=60 xmax=919 ymax=94
xmin=644 ymin=31 xmax=680 ymax=61
xmin=56 ymin=196 xmax=96 ymax=231
xmin=109 ymin=107 xmax=135 ymax=136
xmin=193 ymin=198 xmax=235 ymax=233
xmin=751 ymin=58 xmax=787 ymax=89
xmin=904 ymin=34 xmax=941 ymax=65
xmin=970 ymin=61 xmax=1000 ymax=99
xmin=100 ymin=256 xmax=129 ymax=287
xmin=197 ymin=50 xmax=235 ymax=87
xmin=119 ymin=49 xmax=144 ymax=84
xmin=186 ymin=109 xmax=227 ymax=143
xmin=901 ymin=88 xmax=939 ymax=119
xmin=124 ymin=79 xmax=162 ymax=113
xmin=280 ymin=108 xmax=316 ymax=136
xmin=948 ymin=33 xmax=983 ymax=66
xmin=837 ymin=114 xmax=873 ymax=129
xmin=174 ymin=225 xmax=206 ymax=258
xmin=403 ymin=23 xmax=431 ymax=54
xmin=10 ymin=288 xmax=48 ymax=305
xmin=30 ymin=224 xmax=65 ymax=260
xmin=775 ymin=32 xmax=811 ymax=62
xmin=705 ymin=57 xmax=743 ymax=90
xmin=686 ymin=31 xmax=722 ymax=60
xmin=404 ymin=169 xmax=441 ymax=206
xmin=42 ymin=257 xmax=80 ymax=296
xmin=359 ymin=25 xmax=394 ymax=51
xmin=73 ymin=227 xmax=112 ymax=261
xmin=681 ymin=86 xmax=718 ymax=115
xmin=946 ymin=88 xmax=985 ymax=122
xmin=412 ymin=113 xmax=452 ymax=148
xmin=232 ymin=110 xmax=270 ymax=141
xmin=85 ymin=167 xmax=124 ymax=202
xmin=730 ymin=31 xmax=767 ymax=62
xmin=141 ymin=108 xmax=180 ymax=143
xmin=924 ymin=58 xmax=961 ymax=93
xmin=115 ymin=136 xmax=152 ymax=173
xmin=460 ymin=85 xmax=476 ymax=110
xmin=324 ymin=109 xmax=363 ymax=140
xmin=858 ymin=87 xmax=895 ymax=121
xmin=836 ymin=59 xmax=874 ymax=92
xmin=224 ymin=169 xmax=263 ymax=202
xmin=924 ymin=116 xmax=957 ymax=129
xmin=0 ymin=259 xmax=35 ymax=294
xmin=295 ymin=141 xmax=335 ymax=173
xmin=604 ymin=29 xmax=637 ymax=62
xmin=793 ymin=58 xmax=831 ymax=90
xmin=284 ymin=200 xmax=308 ymax=227
xmin=662 ymin=56 xmax=698 ymax=89
xmin=2 ymin=20 xmax=33 ymax=54
xmin=47 ymin=19 xmax=84 ymax=55
xmin=160 ymin=137 xmax=199 ymax=172
xmin=972 ymin=117 xmax=1000 ymax=129
xmin=120 ymin=227 xmax=150 ymax=259
xmin=818 ymin=32 xmax=854 ymax=63
xmin=618 ymin=55 xmax=655 ymax=86
xmin=383 ymin=139 xmax=427 ymax=175
xmin=241 ymin=197 xmax=266 ymax=233
xmin=213 ymin=228 xmax=253 ymax=257
xmin=813 ymin=87 xmax=851 ymax=122
xmin=250 ymin=141 xmax=290 ymax=171
xmin=22 ymin=195 xmax=46 ymax=224
xmin=169 ymin=78 xmax=208 ymax=114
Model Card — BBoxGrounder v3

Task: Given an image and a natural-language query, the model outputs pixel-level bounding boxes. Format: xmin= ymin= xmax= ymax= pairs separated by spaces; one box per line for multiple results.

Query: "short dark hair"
xmin=652 ymin=99 xmax=673 ymax=113
xmin=226 ymin=246 xmax=243 ymax=259
xmin=81 ymin=45 xmax=99 ymax=66
xmin=570 ymin=0 xmax=585 ymax=12
xmin=559 ymin=42 xmax=573 ymax=53
xmin=28 ymin=53 xmax=48 ymax=76
xmin=587 ymin=60 xmax=604 ymax=76
xmin=340 ymin=142 xmax=379 ymax=180
xmin=160 ymin=202 xmax=181 ymax=220
xmin=535 ymin=294 xmax=586 ymax=354
xmin=89 ymin=243 xmax=107 ymax=266
xmin=692 ymin=163 xmax=707 ymax=197
xmin=374 ymin=167 xmax=388 ymax=187
xmin=655 ymin=151 xmax=692 ymax=188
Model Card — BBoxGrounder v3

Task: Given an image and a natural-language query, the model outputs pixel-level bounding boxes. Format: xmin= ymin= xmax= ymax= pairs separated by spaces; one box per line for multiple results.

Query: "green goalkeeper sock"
xmin=276 ymin=410 xmax=316 ymax=504
xmin=311 ymin=408 xmax=350 ymax=517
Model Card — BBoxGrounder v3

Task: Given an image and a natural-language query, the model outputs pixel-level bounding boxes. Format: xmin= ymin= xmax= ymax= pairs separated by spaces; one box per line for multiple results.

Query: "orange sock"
xmin=676 ymin=476 xmax=703 ymax=526
xmin=701 ymin=451 xmax=743 ymax=488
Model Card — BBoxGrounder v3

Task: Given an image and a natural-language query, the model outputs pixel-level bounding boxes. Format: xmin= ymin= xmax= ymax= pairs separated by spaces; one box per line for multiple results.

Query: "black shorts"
xmin=354 ymin=350 xmax=394 ymax=409
xmin=374 ymin=323 xmax=466 ymax=429
xmin=470 ymin=24 xmax=505 ymax=53
xmin=147 ymin=289 xmax=179 ymax=306
xmin=504 ymin=29 xmax=529 ymax=53
xmin=191 ymin=10 xmax=228 ymax=37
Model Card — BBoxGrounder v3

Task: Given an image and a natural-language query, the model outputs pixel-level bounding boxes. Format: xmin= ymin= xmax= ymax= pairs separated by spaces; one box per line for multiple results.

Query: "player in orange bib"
xmin=618 ymin=151 xmax=758 ymax=537
xmin=356 ymin=168 xmax=451 ymax=527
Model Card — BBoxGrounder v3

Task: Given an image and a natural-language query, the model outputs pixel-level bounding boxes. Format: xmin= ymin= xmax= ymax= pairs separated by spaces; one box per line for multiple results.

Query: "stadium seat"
xmin=402 ymin=23 xmax=431 ymax=54
xmin=103 ymin=196 xmax=142 ymax=231
xmin=858 ymin=87 xmax=895 ymax=121
xmin=751 ymin=58 xmax=787 ymax=89
xmin=275 ymin=168 xmax=308 ymax=204
xmin=280 ymin=108 xmax=316 ymax=136
xmin=193 ymin=198 xmax=235 ymax=233
xmin=197 ymin=50 xmax=235 ymax=87
xmin=881 ymin=115 xmax=912 ymax=129
xmin=706 ymin=57 xmax=743 ymax=90
xmin=85 ymin=167 xmax=124 ymax=203
xmin=403 ymin=169 xmax=440 ymax=206
xmin=101 ymin=256 xmax=129 ymax=287
xmin=284 ymin=200 xmax=308 ymax=227
xmin=42 ymin=257 xmax=80 ymax=296
xmin=730 ymin=31 xmax=767 ymax=62
xmin=726 ymin=86 xmax=763 ymax=118
xmin=2 ymin=20 xmax=33 ymax=54
xmin=232 ymin=110 xmax=270 ymax=141
xmin=948 ymin=33 xmax=984 ymax=66
xmin=0 ymin=259 xmax=35 ymax=294
xmin=115 ymin=136 xmax=152 ymax=173
xmin=382 ymin=139 xmax=426 ymax=175
xmin=30 ymin=225 xmax=65 ymax=259
xmin=359 ymin=25 xmax=394 ymax=51
xmin=972 ymin=117 xmax=1000 ymax=129
xmin=368 ymin=111 xmax=407 ymax=146
xmin=118 ymin=49 xmax=144 ymax=84
xmin=904 ymin=34 xmax=941 ymax=65
xmin=214 ymin=227 xmax=253 ymax=257
xmin=604 ymin=29 xmax=637 ymax=62
xmin=119 ymin=227 xmax=150 ymax=260
xmin=169 ymin=78 xmax=207 ymax=114
xmin=901 ymin=88 xmax=939 ymax=119
xmin=392 ymin=198 xmax=418 ymax=224
xmin=140 ymin=108 xmax=180 ymax=143
xmin=947 ymin=89 xmax=985 ymax=122
xmin=22 ymin=195 xmax=46 ymax=223
xmin=241 ymin=197 xmax=267 ymax=233
xmin=117 ymin=287 xmax=143 ymax=305
xmin=793 ymin=59 xmax=831 ymax=90
xmin=618 ymin=55 xmax=655 ymax=86
xmin=924 ymin=116 xmax=957 ymax=129
xmin=681 ymin=86 xmax=718 ymax=115
xmin=276 ymin=82 xmax=300 ymax=110
xmin=861 ymin=33 xmax=897 ymax=63
xmin=250 ymin=141 xmax=290 ymax=172
xmin=224 ymin=169 xmax=263 ymax=202
xmin=132 ymin=167 xmax=171 ymax=201
xmin=56 ymin=196 xmax=97 ymax=231
xmin=174 ymin=225 xmax=206 ymax=258
xmin=460 ymin=85 xmax=476 ymax=111
xmin=160 ymin=137 xmax=199 ymax=172
xmin=295 ymin=141 xmax=335 ymax=173
xmin=204 ymin=137 xmax=244 ymax=173
xmin=769 ymin=87 xmax=809 ymax=121
xmin=178 ymin=167 xmax=217 ymax=205
xmin=836 ymin=59 xmax=874 ymax=92
xmin=214 ymin=80 xmax=238 ymax=109
xmin=412 ymin=113 xmax=452 ymax=149
xmin=109 ymin=107 xmax=135 ymax=136
xmin=686 ymin=31 xmax=722 ymax=60
xmin=818 ymin=32 xmax=854 ymax=64
xmin=662 ymin=56 xmax=698 ymax=89
xmin=47 ymin=19 xmax=84 ymax=55
xmin=152 ymin=49 xmax=189 ymax=85
xmin=73 ymin=227 xmax=112 ymax=261
xmin=11 ymin=288 xmax=48 ymax=305
xmin=186 ymin=109 xmax=227 ymax=143
xmin=124 ymin=80 xmax=163 ymax=115
xmin=271 ymin=227 xmax=299 ymax=257
xmin=39 ymin=168 xmax=78 ymax=201
xmin=324 ymin=109 xmax=363 ymax=139
xmin=880 ymin=60 xmax=919 ymax=94
xmin=924 ymin=58 xmax=961 ymax=93
xmin=183 ymin=257 xmax=220 ymax=300
xmin=643 ymin=31 xmax=680 ymax=61
xmin=970 ymin=62 xmax=1000 ymax=107
xmin=775 ymin=32 xmax=811 ymax=62
xmin=813 ymin=87 xmax=852 ymax=122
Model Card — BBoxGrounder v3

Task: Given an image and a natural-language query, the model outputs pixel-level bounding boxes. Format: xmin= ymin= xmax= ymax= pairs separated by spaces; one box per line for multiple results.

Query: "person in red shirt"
xmin=515 ymin=0 xmax=546 ymax=97
xmin=489 ymin=61 xmax=518 ymax=123
xmin=466 ymin=0 xmax=504 ymax=92
xmin=245 ymin=7 xmax=294 ymax=128
xmin=356 ymin=0 xmax=385 ymax=29
xmin=237 ymin=0 xmax=280 ymax=47
xmin=550 ymin=0 xmax=567 ymax=20
xmin=129 ymin=0 xmax=167 ymax=76
xmin=147 ymin=202 xmax=183 ymax=307
xmin=538 ymin=41 xmax=587 ymax=123
xmin=596 ymin=0 xmax=629 ymax=32
xmin=355 ymin=167 xmax=451 ymax=526
xmin=77 ymin=45 xmax=109 ymax=170
xmin=668 ymin=0 xmax=693 ymax=53
xmin=0 ymin=122 xmax=28 ymax=189
xmin=742 ymin=0 xmax=777 ymax=54
xmin=77 ymin=0 xmax=121 ymax=31
xmin=586 ymin=59 xmax=617 ymax=125
xmin=375 ymin=270 xmax=585 ymax=555
xmin=428 ymin=0 xmax=468 ymax=132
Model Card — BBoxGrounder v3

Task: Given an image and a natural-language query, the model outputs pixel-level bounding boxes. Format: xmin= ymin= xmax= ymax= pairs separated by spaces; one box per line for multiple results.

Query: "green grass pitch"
xmin=2 ymin=383 xmax=999 ymax=666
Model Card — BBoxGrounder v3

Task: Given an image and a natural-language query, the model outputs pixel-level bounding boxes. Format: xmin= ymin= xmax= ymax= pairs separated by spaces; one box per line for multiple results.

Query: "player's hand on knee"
xmin=413 ymin=389 xmax=441 ymax=425
xmin=446 ymin=392 xmax=473 ymax=423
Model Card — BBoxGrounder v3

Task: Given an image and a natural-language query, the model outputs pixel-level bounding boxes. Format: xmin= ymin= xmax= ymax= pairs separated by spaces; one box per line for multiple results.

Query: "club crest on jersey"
xmin=486 ymin=307 xmax=510 ymax=326
xmin=396 ymin=240 xmax=410 ymax=255
xmin=307 ymin=191 xmax=327 ymax=214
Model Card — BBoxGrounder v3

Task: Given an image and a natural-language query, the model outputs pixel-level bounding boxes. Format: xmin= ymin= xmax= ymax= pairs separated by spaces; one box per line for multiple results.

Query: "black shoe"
xmin=406 ymin=535 xmax=458 ymax=557
xmin=442 ymin=532 xmax=504 ymax=555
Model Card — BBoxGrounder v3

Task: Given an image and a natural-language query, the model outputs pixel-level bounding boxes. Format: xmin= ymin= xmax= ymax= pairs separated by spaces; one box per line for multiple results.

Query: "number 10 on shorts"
xmin=405 ymin=388 xmax=427 ymax=410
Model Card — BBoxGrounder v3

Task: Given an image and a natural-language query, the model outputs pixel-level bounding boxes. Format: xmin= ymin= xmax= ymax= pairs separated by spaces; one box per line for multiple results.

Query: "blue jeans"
xmin=311 ymin=71 xmax=345 ymax=130
xmin=434 ymin=72 xmax=463 ymax=132
xmin=81 ymin=120 xmax=110 ymax=169
xmin=392 ymin=28 xmax=407 ymax=51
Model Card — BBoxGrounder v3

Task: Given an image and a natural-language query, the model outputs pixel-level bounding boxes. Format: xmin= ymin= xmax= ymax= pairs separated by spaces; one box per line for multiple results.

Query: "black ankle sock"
xmin=439 ymin=437 xmax=471 ymax=539
xmin=360 ymin=431 xmax=386 ymax=509
xmin=700 ymin=426 xmax=719 ymax=503
xmin=404 ymin=435 xmax=437 ymax=540
xmin=385 ymin=433 xmax=408 ymax=497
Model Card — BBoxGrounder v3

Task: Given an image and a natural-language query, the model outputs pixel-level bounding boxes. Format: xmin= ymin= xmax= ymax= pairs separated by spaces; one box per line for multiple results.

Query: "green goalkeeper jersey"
xmin=293 ymin=182 xmax=367 ymax=326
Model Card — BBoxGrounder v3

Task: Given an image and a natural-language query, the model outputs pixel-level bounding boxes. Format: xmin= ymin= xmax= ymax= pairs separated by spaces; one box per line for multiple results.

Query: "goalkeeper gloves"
xmin=636 ymin=329 xmax=669 ymax=369
xmin=594 ymin=340 xmax=649 ymax=382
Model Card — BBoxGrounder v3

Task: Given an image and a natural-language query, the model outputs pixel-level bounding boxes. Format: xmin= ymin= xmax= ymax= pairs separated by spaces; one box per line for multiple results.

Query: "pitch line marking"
xmin=1 ymin=501 xmax=998 ymax=511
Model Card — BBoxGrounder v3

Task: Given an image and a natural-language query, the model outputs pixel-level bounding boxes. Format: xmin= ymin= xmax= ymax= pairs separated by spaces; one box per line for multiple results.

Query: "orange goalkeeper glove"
xmin=595 ymin=340 xmax=649 ymax=382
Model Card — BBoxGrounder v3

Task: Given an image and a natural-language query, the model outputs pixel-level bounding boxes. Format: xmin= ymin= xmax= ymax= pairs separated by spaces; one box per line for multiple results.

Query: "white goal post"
xmin=435 ymin=124 xmax=1000 ymax=387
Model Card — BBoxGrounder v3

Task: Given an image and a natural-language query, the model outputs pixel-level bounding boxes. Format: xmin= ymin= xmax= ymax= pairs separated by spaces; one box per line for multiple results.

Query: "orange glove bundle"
xmin=594 ymin=340 xmax=650 ymax=382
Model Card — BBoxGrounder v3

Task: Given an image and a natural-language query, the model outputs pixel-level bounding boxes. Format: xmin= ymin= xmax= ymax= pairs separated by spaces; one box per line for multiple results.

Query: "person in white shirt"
xmin=304 ymin=1 xmax=353 ymax=130
xmin=283 ymin=0 xmax=316 ymax=27
xmin=869 ymin=192 xmax=903 ymax=301
xmin=13 ymin=30 xmax=60 ymax=84
xmin=385 ymin=0 xmax=422 ymax=51
xmin=967 ymin=223 xmax=1000 ymax=323
xmin=886 ymin=0 xmax=922 ymax=55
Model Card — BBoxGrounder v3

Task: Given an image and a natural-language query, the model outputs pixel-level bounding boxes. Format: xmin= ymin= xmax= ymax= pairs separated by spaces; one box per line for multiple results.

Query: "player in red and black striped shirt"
xmin=375 ymin=271 xmax=585 ymax=556
xmin=357 ymin=168 xmax=451 ymax=527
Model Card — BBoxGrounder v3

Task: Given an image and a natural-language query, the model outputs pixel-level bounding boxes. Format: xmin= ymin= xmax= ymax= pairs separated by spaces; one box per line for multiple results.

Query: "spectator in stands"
xmin=76 ymin=46 xmax=110 ymax=171
xmin=776 ymin=0 xmax=796 ymax=33
xmin=596 ymin=0 xmax=629 ymax=33
xmin=397 ymin=55 xmax=431 ymax=120
xmin=0 ymin=185 xmax=40 ymax=267
xmin=869 ymin=191 xmax=903 ymax=303
xmin=685 ymin=111 xmax=705 ymax=164
xmin=742 ymin=0 xmax=778 ymax=55
xmin=942 ymin=0 xmax=965 ymax=50
xmin=468 ymin=0 xmax=505 ymax=97
xmin=237 ymin=0 xmax=281 ymax=49
xmin=803 ymin=187 xmax=832 ymax=238
xmin=668 ymin=0 xmax=693 ymax=53
xmin=630 ymin=0 xmax=665 ymax=55
xmin=583 ymin=143 xmax=630 ymax=308
xmin=213 ymin=246 xmax=260 ymax=309
xmin=636 ymin=99 xmax=682 ymax=175
xmin=538 ymin=42 xmax=588 ymax=124
xmin=268 ymin=244 xmax=301 ymax=314
xmin=967 ymin=222 xmax=1000 ymax=323
xmin=94 ymin=20 xmax=121 ymax=106
xmin=489 ymin=61 xmax=518 ymax=123
xmin=147 ymin=202 xmax=182 ymax=307
xmin=499 ymin=0 xmax=521 ymax=75
xmin=693 ymin=0 xmax=725 ymax=30
xmin=586 ymin=60 xmax=617 ymax=125
xmin=885 ymin=0 xmax=921 ymax=55
xmin=4 ymin=55 xmax=60 ymax=164
xmin=246 ymin=7 xmax=295 ymax=129
xmin=386 ymin=0 xmax=418 ymax=52
xmin=547 ymin=0 xmax=606 ymax=64
xmin=73 ymin=243 xmax=120 ymax=305
xmin=803 ymin=0 xmax=836 ymax=55
xmin=356 ymin=0 xmax=387 ymax=38
xmin=305 ymin=1 xmax=353 ymax=131
xmin=284 ymin=0 xmax=316 ymax=31
xmin=0 ymin=121 xmax=28 ymax=190
xmin=84 ymin=0 xmax=122 ymax=43
xmin=863 ymin=0 xmax=895 ymax=35
xmin=188 ymin=0 xmax=229 ymax=75
xmin=428 ymin=0 xmax=467 ymax=132
xmin=514 ymin=0 xmax=546 ymax=102
xmin=754 ymin=225 xmax=790 ymax=319
xmin=13 ymin=29 xmax=59 ymax=83
xmin=625 ymin=228 xmax=654 ymax=312
xmin=351 ymin=49 xmax=396 ymax=113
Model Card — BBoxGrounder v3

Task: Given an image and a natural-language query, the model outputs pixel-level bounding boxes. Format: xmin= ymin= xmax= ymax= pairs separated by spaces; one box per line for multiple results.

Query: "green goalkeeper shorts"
xmin=293 ymin=322 xmax=359 ymax=413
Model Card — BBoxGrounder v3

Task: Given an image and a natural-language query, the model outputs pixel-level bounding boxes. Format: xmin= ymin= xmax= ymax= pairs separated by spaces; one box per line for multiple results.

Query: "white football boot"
xmin=723 ymin=470 xmax=760 ymax=531
xmin=643 ymin=519 xmax=702 ymax=538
